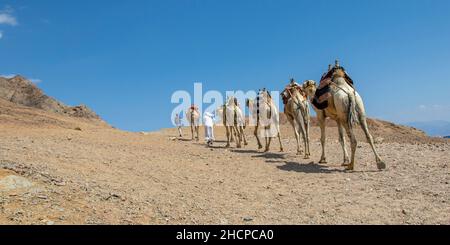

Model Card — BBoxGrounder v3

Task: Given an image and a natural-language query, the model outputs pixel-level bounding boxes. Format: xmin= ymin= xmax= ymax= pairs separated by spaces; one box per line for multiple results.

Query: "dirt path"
xmin=1 ymin=121 xmax=449 ymax=225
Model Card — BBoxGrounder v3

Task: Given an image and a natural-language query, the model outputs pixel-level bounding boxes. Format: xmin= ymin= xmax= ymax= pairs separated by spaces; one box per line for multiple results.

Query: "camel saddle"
xmin=312 ymin=67 xmax=354 ymax=110
xmin=281 ymin=83 xmax=305 ymax=105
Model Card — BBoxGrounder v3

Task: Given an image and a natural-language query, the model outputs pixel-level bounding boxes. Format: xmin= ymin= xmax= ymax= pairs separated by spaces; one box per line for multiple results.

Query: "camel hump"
xmin=333 ymin=69 xmax=354 ymax=87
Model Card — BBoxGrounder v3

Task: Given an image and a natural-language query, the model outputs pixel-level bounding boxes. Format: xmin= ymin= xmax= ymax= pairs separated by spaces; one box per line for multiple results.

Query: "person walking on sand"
xmin=203 ymin=111 xmax=215 ymax=146
xmin=175 ymin=113 xmax=183 ymax=137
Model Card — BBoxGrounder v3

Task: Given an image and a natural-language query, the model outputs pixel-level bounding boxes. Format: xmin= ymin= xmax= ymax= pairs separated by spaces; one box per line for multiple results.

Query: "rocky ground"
xmin=0 ymin=98 xmax=449 ymax=224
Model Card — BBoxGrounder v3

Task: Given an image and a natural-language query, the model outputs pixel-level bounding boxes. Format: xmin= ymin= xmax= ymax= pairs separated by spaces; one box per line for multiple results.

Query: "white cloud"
xmin=0 ymin=6 xmax=18 ymax=26
xmin=418 ymin=104 xmax=449 ymax=111
xmin=0 ymin=74 xmax=17 ymax=79
xmin=0 ymin=13 xmax=17 ymax=26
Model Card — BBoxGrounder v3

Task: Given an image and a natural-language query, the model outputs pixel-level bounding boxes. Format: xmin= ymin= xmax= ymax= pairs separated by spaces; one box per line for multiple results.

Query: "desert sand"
xmin=0 ymin=96 xmax=449 ymax=225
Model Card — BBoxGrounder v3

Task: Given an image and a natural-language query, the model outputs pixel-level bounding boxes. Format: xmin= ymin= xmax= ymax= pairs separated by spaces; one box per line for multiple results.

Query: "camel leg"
xmin=304 ymin=105 xmax=311 ymax=157
xmin=289 ymin=118 xmax=302 ymax=155
xmin=238 ymin=128 xmax=243 ymax=147
xmin=254 ymin=126 xmax=263 ymax=149
xmin=241 ymin=127 xmax=248 ymax=146
xmin=237 ymin=126 xmax=243 ymax=148
xmin=195 ymin=126 xmax=199 ymax=141
xmin=299 ymin=126 xmax=309 ymax=159
xmin=235 ymin=127 xmax=242 ymax=148
xmin=360 ymin=116 xmax=386 ymax=170
xmin=277 ymin=125 xmax=284 ymax=152
xmin=318 ymin=112 xmax=327 ymax=163
xmin=337 ymin=121 xmax=350 ymax=166
xmin=264 ymin=136 xmax=272 ymax=152
xmin=343 ymin=123 xmax=357 ymax=171
xmin=190 ymin=124 xmax=194 ymax=140
xmin=230 ymin=128 xmax=235 ymax=143
xmin=296 ymin=111 xmax=309 ymax=159
xmin=235 ymin=129 xmax=242 ymax=148
xmin=225 ymin=126 xmax=231 ymax=147
xmin=304 ymin=120 xmax=310 ymax=157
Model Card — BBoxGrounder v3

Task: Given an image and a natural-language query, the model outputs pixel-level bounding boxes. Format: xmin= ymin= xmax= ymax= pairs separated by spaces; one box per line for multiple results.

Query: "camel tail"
xmin=348 ymin=91 xmax=359 ymax=127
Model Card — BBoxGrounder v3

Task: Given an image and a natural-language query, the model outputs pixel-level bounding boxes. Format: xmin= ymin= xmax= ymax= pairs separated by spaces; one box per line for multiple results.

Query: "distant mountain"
xmin=406 ymin=121 xmax=450 ymax=137
xmin=0 ymin=75 xmax=100 ymax=119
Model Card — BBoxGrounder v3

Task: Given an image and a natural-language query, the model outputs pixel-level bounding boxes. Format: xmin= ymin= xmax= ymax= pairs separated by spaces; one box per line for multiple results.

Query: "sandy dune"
xmin=0 ymin=98 xmax=449 ymax=225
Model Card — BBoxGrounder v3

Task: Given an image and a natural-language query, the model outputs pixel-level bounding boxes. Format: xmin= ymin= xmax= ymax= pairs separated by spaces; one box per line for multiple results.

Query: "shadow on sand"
xmin=177 ymin=138 xmax=194 ymax=142
xmin=213 ymin=140 xmax=228 ymax=143
xmin=231 ymin=149 xmax=261 ymax=154
xmin=228 ymin=148 xmax=286 ymax=159
xmin=252 ymin=152 xmax=286 ymax=160
xmin=208 ymin=144 xmax=229 ymax=149
xmin=276 ymin=161 xmax=346 ymax=174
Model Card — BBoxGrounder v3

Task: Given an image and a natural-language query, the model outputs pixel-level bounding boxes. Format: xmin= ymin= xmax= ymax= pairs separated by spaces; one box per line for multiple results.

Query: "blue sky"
xmin=1 ymin=0 xmax=449 ymax=131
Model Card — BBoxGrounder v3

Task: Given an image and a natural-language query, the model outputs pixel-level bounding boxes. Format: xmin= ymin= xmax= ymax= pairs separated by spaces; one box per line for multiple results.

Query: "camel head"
xmin=258 ymin=89 xmax=272 ymax=102
xmin=226 ymin=96 xmax=239 ymax=107
xmin=302 ymin=80 xmax=317 ymax=98
xmin=332 ymin=67 xmax=346 ymax=80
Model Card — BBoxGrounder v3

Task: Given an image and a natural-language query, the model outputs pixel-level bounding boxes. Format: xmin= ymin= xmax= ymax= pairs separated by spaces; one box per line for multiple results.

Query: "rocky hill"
xmin=279 ymin=112 xmax=433 ymax=144
xmin=0 ymin=75 xmax=100 ymax=119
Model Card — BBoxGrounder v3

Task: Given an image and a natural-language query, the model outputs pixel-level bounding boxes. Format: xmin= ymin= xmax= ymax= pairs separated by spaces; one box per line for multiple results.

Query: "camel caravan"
xmin=183 ymin=60 xmax=386 ymax=171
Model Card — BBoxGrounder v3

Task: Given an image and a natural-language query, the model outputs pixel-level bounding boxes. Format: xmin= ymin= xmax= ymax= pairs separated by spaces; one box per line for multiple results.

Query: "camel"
xmin=246 ymin=89 xmax=283 ymax=152
xmin=302 ymin=63 xmax=386 ymax=171
xmin=217 ymin=97 xmax=247 ymax=148
xmin=281 ymin=80 xmax=310 ymax=158
xmin=186 ymin=106 xmax=200 ymax=141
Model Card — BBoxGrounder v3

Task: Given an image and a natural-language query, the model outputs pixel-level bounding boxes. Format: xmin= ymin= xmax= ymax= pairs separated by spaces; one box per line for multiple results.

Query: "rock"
xmin=54 ymin=181 xmax=66 ymax=186
xmin=74 ymin=127 xmax=82 ymax=131
xmin=243 ymin=217 xmax=253 ymax=222
xmin=41 ymin=219 xmax=55 ymax=225
xmin=375 ymin=137 xmax=384 ymax=144
xmin=0 ymin=175 xmax=34 ymax=191
xmin=105 ymin=193 xmax=126 ymax=201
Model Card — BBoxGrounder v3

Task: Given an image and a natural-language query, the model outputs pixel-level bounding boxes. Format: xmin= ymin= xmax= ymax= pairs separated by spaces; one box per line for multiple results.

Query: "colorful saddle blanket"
xmin=312 ymin=77 xmax=332 ymax=110
xmin=281 ymin=84 xmax=305 ymax=105
xmin=312 ymin=67 xmax=354 ymax=110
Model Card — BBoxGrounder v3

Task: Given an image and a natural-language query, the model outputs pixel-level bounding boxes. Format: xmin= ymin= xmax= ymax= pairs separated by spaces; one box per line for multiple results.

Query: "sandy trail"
xmin=1 ymin=119 xmax=449 ymax=225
